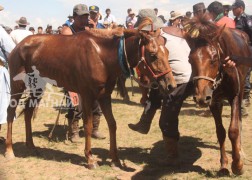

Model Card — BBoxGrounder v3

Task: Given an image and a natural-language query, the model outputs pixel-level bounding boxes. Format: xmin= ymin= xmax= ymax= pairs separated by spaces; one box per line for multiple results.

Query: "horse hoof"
xmin=111 ymin=161 xmax=122 ymax=170
xmin=217 ymin=168 xmax=230 ymax=176
xmin=87 ymin=162 xmax=99 ymax=169
xmin=5 ymin=151 xmax=15 ymax=160
xmin=231 ymin=163 xmax=244 ymax=175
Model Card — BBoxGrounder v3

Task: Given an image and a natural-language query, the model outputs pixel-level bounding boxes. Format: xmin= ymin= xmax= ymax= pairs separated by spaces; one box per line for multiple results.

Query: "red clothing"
xmin=216 ymin=16 xmax=235 ymax=28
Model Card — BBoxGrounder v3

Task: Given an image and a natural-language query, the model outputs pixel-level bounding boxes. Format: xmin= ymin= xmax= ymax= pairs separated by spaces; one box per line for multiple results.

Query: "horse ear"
xmin=212 ymin=24 xmax=226 ymax=41
xmin=139 ymin=31 xmax=150 ymax=44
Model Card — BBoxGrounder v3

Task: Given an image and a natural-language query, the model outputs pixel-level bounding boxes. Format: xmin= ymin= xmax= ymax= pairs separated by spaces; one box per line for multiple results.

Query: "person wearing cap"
xmin=193 ymin=2 xmax=206 ymax=18
xmin=10 ymin=17 xmax=32 ymax=44
xmin=46 ymin=24 xmax=53 ymax=34
xmin=169 ymin=11 xmax=183 ymax=28
xmin=185 ymin=11 xmax=192 ymax=19
xmin=103 ymin=21 xmax=111 ymax=29
xmin=104 ymin=8 xmax=116 ymax=27
xmin=232 ymin=0 xmax=252 ymax=114
xmin=65 ymin=15 xmax=74 ymax=27
xmin=62 ymin=4 xmax=105 ymax=141
xmin=0 ymin=4 xmax=16 ymax=143
xmin=207 ymin=1 xmax=235 ymax=28
xmin=62 ymin=3 xmax=90 ymax=35
xmin=126 ymin=10 xmax=137 ymax=28
xmin=222 ymin=2 xmax=232 ymax=17
xmin=129 ymin=9 xmax=193 ymax=165
xmin=88 ymin=5 xmax=105 ymax=29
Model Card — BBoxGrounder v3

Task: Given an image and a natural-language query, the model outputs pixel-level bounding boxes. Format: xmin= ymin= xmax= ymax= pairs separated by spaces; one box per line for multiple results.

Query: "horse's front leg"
xmin=83 ymin=110 xmax=98 ymax=169
xmin=98 ymin=95 xmax=121 ymax=168
xmin=229 ymin=95 xmax=244 ymax=175
xmin=209 ymin=100 xmax=229 ymax=175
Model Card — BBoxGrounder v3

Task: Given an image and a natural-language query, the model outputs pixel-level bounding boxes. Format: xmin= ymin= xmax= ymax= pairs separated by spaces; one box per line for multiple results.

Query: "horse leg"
xmin=24 ymin=95 xmax=42 ymax=154
xmin=5 ymin=85 xmax=25 ymax=159
xmin=209 ymin=101 xmax=229 ymax=175
xmin=229 ymin=95 xmax=244 ymax=175
xmin=81 ymin=98 xmax=98 ymax=169
xmin=98 ymin=96 xmax=121 ymax=168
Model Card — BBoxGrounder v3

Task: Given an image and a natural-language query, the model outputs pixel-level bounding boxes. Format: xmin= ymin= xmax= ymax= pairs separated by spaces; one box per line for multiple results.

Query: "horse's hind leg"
xmin=24 ymin=92 xmax=43 ymax=153
xmin=229 ymin=96 xmax=244 ymax=175
xmin=5 ymin=83 xmax=25 ymax=159
xmin=98 ymin=96 xmax=121 ymax=169
xmin=209 ymin=100 xmax=229 ymax=176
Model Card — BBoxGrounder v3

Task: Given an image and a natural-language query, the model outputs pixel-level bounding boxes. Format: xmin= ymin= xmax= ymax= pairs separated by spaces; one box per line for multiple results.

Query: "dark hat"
xmin=67 ymin=15 xmax=73 ymax=18
xmin=29 ymin=27 xmax=35 ymax=31
xmin=0 ymin=5 xmax=4 ymax=11
xmin=232 ymin=0 xmax=245 ymax=9
xmin=186 ymin=11 xmax=192 ymax=16
xmin=16 ymin=17 xmax=30 ymax=25
xmin=134 ymin=9 xmax=163 ymax=31
xmin=73 ymin=4 xmax=89 ymax=16
xmin=193 ymin=2 xmax=206 ymax=13
xmin=47 ymin=24 xmax=52 ymax=28
xmin=89 ymin=5 xmax=99 ymax=13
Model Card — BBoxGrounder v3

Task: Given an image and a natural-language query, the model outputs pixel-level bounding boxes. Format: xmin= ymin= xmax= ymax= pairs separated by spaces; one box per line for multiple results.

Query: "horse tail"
xmin=116 ymin=75 xmax=130 ymax=101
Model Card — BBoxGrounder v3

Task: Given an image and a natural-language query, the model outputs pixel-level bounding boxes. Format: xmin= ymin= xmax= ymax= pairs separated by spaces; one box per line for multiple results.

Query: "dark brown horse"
xmin=5 ymin=19 xmax=176 ymax=169
xmin=184 ymin=17 xmax=250 ymax=175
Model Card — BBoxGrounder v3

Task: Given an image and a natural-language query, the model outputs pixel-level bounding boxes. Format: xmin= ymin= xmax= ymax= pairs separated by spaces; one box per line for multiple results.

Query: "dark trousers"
xmin=66 ymin=92 xmax=102 ymax=120
xmin=159 ymin=81 xmax=194 ymax=140
xmin=244 ymin=68 xmax=251 ymax=96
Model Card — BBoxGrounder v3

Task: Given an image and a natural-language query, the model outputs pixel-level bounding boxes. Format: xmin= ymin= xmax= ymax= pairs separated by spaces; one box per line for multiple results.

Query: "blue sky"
xmin=1 ymin=0 xmax=252 ymax=30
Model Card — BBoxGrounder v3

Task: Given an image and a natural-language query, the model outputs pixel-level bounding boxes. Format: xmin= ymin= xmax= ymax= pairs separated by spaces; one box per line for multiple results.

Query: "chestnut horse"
xmin=184 ymin=17 xmax=250 ymax=175
xmin=5 ymin=19 xmax=176 ymax=169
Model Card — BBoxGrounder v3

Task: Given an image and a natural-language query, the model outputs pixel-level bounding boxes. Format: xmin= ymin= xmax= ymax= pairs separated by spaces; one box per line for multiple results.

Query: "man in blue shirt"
xmin=89 ymin=5 xmax=105 ymax=29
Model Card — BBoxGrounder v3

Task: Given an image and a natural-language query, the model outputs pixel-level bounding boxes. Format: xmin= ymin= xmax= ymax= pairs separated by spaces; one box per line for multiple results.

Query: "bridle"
xmin=136 ymin=44 xmax=172 ymax=79
xmin=123 ymin=33 xmax=172 ymax=89
xmin=192 ymin=43 xmax=240 ymax=94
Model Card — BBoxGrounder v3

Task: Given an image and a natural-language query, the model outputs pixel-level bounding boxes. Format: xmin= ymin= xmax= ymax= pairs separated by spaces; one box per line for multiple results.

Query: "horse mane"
xmin=183 ymin=15 xmax=219 ymax=42
xmin=83 ymin=18 xmax=158 ymax=39
xmin=86 ymin=27 xmax=124 ymax=39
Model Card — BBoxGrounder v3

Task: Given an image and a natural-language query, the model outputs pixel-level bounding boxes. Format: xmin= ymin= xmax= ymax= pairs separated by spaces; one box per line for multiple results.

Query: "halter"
xmin=120 ymin=36 xmax=172 ymax=89
xmin=192 ymin=43 xmax=241 ymax=95
xmin=192 ymin=43 xmax=224 ymax=91
xmin=136 ymin=45 xmax=172 ymax=79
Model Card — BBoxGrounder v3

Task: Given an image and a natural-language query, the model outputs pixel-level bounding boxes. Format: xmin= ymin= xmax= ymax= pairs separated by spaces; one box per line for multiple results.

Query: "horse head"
xmin=132 ymin=18 xmax=177 ymax=94
xmin=185 ymin=17 xmax=225 ymax=107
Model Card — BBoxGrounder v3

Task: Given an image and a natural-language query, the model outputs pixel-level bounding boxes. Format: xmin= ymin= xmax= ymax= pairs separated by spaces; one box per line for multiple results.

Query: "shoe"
xmin=128 ymin=102 xmax=157 ymax=134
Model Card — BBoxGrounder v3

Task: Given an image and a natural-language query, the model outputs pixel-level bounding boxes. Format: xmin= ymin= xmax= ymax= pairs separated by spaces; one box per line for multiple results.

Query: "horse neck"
xmin=124 ymin=36 xmax=141 ymax=68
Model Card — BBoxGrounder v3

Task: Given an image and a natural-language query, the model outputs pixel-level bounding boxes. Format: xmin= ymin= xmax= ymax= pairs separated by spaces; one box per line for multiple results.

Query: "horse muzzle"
xmin=193 ymin=86 xmax=213 ymax=107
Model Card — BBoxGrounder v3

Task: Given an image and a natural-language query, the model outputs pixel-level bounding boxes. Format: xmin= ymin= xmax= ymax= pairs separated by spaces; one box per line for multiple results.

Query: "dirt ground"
xmin=0 ymin=83 xmax=252 ymax=180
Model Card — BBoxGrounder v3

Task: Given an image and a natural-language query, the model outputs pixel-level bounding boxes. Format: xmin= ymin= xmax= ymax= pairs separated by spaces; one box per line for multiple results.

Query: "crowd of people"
xmin=0 ymin=0 xmax=252 ymax=167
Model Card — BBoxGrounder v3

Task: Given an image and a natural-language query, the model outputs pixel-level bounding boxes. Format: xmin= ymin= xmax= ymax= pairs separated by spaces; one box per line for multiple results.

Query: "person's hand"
xmin=88 ymin=19 xmax=95 ymax=28
xmin=223 ymin=56 xmax=236 ymax=68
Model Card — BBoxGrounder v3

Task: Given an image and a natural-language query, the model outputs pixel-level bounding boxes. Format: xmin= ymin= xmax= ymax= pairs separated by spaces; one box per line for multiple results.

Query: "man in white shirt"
xmin=0 ymin=4 xmax=16 ymax=143
xmin=10 ymin=17 xmax=32 ymax=44
xmin=104 ymin=8 xmax=116 ymax=27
